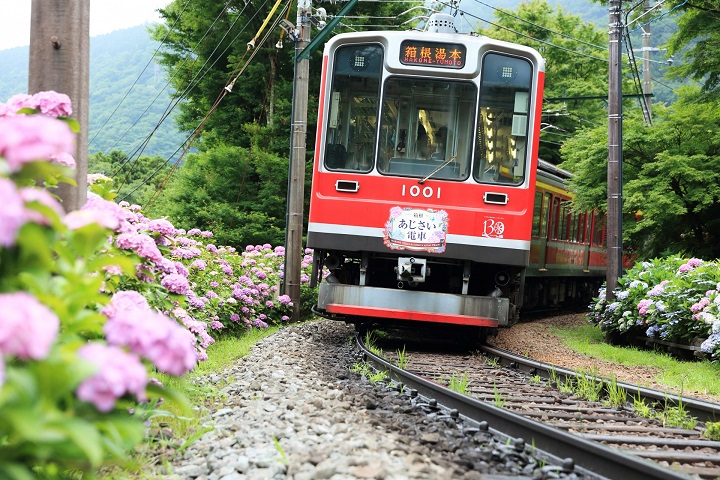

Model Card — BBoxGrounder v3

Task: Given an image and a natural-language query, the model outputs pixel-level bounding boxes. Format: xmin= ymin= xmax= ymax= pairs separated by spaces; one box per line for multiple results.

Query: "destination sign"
xmin=399 ymin=40 xmax=466 ymax=69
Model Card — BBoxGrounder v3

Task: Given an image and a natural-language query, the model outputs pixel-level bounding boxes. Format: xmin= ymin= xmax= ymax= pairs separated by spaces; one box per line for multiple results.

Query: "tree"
xmin=667 ymin=0 xmax=720 ymax=101
xmin=151 ymin=0 xmax=422 ymax=155
xmin=88 ymin=151 xmax=172 ymax=206
xmin=476 ymin=0 xmax=613 ymax=163
xmin=561 ymin=87 xmax=720 ymax=259
xmin=149 ymin=145 xmax=307 ymax=248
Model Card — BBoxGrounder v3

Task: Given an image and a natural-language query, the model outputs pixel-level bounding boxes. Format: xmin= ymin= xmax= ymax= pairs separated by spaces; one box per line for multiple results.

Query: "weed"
xmin=351 ymin=362 xmax=387 ymax=384
xmin=632 ymin=392 xmax=654 ymax=419
xmin=272 ymin=437 xmax=288 ymax=465
xmin=364 ymin=331 xmax=384 ymax=357
xmin=575 ymin=368 xmax=603 ymax=402
xmin=369 ymin=369 xmax=388 ymax=384
xmin=529 ymin=375 xmax=542 ymax=386
xmin=396 ymin=345 xmax=409 ymax=369
xmin=704 ymin=421 xmax=720 ymax=441
xmin=604 ymin=375 xmax=627 ymax=408
xmin=558 ymin=378 xmax=575 ymax=394
xmin=493 ymin=384 xmax=506 ymax=408
xmin=485 ymin=356 xmax=500 ymax=368
xmin=548 ymin=367 xmax=559 ymax=387
xmin=448 ymin=372 xmax=470 ymax=394
xmin=658 ymin=395 xmax=697 ymax=430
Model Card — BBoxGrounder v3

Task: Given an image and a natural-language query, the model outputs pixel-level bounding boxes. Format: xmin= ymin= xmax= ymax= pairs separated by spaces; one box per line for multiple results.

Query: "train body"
xmin=306 ymin=15 xmax=608 ymax=332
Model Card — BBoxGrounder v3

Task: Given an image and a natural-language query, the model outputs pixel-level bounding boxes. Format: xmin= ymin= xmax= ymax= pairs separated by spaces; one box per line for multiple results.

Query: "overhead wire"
xmin=133 ymin=0 xmax=294 ymax=209
xmin=114 ymin=0 xmax=266 ymax=191
xmin=89 ymin=0 xmax=194 ymax=149
xmin=111 ymin=0 xmax=243 ymax=186
xmin=107 ymin=0 xmax=237 ymax=159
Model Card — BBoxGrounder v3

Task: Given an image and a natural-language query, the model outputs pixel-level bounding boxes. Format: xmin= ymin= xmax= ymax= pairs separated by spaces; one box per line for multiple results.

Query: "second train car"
xmin=307 ymin=14 xmax=605 ymax=334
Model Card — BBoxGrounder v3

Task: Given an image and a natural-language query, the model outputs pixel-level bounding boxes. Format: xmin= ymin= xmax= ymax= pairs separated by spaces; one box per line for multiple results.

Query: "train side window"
xmin=550 ymin=197 xmax=560 ymax=240
xmin=324 ymin=44 xmax=383 ymax=173
xmin=532 ymin=191 xmax=543 ymax=236
xmin=474 ymin=53 xmax=533 ymax=185
xmin=541 ymin=192 xmax=550 ymax=237
xmin=591 ymin=212 xmax=606 ymax=247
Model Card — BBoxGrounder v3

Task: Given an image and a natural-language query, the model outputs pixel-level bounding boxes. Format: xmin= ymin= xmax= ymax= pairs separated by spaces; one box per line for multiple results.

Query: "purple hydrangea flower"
xmin=76 ymin=343 xmax=148 ymax=412
xmin=161 ymin=273 xmax=191 ymax=295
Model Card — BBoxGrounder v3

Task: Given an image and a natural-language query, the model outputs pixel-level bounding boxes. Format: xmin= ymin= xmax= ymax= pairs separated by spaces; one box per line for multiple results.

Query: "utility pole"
xmin=29 ymin=0 xmax=90 ymax=212
xmin=607 ymin=0 xmax=623 ymax=301
xmin=641 ymin=0 xmax=652 ymax=119
xmin=284 ymin=0 xmax=311 ymax=321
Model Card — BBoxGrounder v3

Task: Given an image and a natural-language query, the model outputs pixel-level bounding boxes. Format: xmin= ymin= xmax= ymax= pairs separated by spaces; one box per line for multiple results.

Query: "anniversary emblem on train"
xmin=307 ymin=13 xmax=611 ymax=337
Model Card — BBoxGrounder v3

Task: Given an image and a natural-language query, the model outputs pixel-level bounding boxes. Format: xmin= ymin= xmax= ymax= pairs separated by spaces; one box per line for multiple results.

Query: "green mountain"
xmin=0 ymin=24 xmax=187 ymax=160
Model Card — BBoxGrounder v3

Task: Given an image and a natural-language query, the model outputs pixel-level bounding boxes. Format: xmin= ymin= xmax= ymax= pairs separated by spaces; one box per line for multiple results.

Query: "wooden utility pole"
xmin=29 ymin=0 xmax=90 ymax=211
xmin=641 ymin=0 xmax=652 ymax=119
xmin=607 ymin=0 xmax=623 ymax=301
xmin=284 ymin=0 xmax=311 ymax=321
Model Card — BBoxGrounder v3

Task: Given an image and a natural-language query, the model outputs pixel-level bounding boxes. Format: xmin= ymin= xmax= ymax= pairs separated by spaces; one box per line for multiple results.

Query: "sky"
xmin=0 ymin=0 xmax=170 ymax=51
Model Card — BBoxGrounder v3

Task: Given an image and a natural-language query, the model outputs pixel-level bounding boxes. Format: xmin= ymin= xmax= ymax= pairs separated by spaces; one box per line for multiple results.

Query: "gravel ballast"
xmin=157 ymin=321 xmax=585 ymax=480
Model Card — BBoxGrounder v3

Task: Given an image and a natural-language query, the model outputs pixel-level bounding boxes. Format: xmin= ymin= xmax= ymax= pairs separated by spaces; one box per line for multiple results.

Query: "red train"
xmin=306 ymin=14 xmax=609 ymax=334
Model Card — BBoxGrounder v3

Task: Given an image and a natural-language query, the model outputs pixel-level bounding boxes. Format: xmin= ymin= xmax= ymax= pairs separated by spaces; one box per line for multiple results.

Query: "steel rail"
xmin=356 ymin=335 xmax=692 ymax=480
xmin=480 ymin=343 xmax=720 ymax=423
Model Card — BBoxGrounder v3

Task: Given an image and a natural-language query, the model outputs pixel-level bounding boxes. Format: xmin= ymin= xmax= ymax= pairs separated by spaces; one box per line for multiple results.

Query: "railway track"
xmin=356 ymin=329 xmax=720 ymax=480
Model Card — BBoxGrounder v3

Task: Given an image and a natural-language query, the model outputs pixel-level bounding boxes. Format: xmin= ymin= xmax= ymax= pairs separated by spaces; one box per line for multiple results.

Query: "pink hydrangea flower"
xmin=82 ymin=192 xmax=132 ymax=230
xmin=102 ymin=290 xmax=151 ymax=319
xmin=76 ymin=343 xmax=148 ymax=412
xmin=637 ymin=298 xmax=653 ymax=316
xmin=116 ymin=232 xmax=164 ymax=264
xmin=64 ymin=208 xmax=119 ymax=231
xmin=104 ymin=308 xmax=197 ymax=376
xmin=32 ymin=91 xmax=72 ymax=117
xmin=19 ymin=187 xmax=65 ymax=225
xmin=0 ymin=115 xmax=75 ymax=171
xmin=142 ymin=218 xmax=176 ymax=236
xmin=87 ymin=173 xmax=111 ymax=185
xmin=0 ymin=178 xmax=27 ymax=247
xmin=48 ymin=151 xmax=76 ymax=168
xmin=5 ymin=93 xmax=34 ymax=113
xmin=0 ymin=292 xmax=59 ymax=360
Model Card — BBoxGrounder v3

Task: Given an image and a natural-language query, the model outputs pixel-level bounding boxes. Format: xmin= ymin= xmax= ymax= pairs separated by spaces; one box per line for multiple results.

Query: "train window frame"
xmin=473 ymin=52 xmax=534 ymax=186
xmin=377 ymin=75 xmax=477 ymax=181
xmin=323 ymin=44 xmax=384 ymax=174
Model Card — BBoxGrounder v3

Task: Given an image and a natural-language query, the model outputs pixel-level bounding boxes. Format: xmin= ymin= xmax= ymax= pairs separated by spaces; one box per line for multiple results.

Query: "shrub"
xmin=588 ymin=257 xmax=720 ymax=360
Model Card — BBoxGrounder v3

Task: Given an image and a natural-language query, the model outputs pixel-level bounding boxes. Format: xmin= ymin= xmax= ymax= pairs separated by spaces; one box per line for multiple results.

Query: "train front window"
xmin=474 ymin=53 xmax=533 ymax=185
xmin=377 ymin=78 xmax=476 ymax=180
xmin=324 ymin=44 xmax=383 ymax=172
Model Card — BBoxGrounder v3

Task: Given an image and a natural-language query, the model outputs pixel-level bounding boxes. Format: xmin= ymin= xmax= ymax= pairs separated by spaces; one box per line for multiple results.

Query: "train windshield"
xmin=323 ymin=44 xmax=383 ymax=173
xmin=377 ymin=78 xmax=476 ymax=181
xmin=473 ymin=53 xmax=534 ymax=185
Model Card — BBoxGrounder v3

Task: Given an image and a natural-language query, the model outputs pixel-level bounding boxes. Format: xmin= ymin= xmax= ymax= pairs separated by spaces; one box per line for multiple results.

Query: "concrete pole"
xmin=29 ymin=0 xmax=90 ymax=211
xmin=607 ymin=0 xmax=623 ymax=301
xmin=284 ymin=0 xmax=311 ymax=321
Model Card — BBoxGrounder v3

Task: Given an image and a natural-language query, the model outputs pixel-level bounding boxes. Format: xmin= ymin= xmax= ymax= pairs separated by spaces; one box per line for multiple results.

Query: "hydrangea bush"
xmin=589 ymin=257 xmax=720 ymax=360
xmin=0 ymin=92 xmax=317 ymax=478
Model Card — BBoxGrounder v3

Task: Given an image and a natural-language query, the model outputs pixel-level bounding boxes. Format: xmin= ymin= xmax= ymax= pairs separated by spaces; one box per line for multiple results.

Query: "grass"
xmin=447 ymin=372 xmax=470 ymax=394
xmin=549 ymin=324 xmax=720 ymax=398
xmin=100 ymin=326 xmax=280 ymax=479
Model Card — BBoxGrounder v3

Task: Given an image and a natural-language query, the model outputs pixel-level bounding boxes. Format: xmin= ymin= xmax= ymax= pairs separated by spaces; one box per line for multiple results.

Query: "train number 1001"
xmin=401 ymin=184 xmax=441 ymax=199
